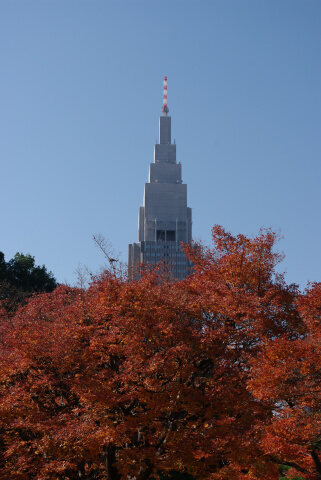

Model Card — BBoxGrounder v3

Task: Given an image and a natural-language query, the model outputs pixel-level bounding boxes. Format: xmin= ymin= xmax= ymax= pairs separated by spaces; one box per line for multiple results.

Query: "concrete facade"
xmin=128 ymin=111 xmax=192 ymax=280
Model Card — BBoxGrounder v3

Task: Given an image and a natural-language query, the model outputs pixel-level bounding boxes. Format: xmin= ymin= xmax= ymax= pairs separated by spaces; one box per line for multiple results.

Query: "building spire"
xmin=162 ymin=76 xmax=169 ymax=116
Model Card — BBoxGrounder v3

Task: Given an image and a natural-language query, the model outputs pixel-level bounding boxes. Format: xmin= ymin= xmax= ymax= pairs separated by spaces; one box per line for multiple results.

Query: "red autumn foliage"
xmin=0 ymin=225 xmax=317 ymax=480
xmin=249 ymin=282 xmax=321 ymax=479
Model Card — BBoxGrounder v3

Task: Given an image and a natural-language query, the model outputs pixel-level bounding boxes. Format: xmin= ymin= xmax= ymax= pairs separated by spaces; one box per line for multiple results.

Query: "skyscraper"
xmin=128 ymin=77 xmax=192 ymax=280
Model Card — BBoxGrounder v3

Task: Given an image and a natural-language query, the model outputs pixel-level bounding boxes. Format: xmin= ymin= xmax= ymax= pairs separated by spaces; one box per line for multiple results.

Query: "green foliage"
xmin=0 ymin=251 xmax=57 ymax=313
xmin=5 ymin=252 xmax=57 ymax=292
xmin=279 ymin=464 xmax=304 ymax=479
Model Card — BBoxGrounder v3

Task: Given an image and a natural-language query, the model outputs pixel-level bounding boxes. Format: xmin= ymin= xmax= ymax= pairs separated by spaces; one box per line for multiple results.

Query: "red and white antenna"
xmin=162 ymin=76 xmax=169 ymax=116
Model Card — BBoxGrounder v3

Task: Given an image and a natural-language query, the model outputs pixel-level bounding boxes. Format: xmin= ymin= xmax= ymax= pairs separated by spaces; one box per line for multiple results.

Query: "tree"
xmin=249 ymin=282 xmax=321 ymax=479
xmin=0 ymin=252 xmax=57 ymax=314
xmin=0 ymin=252 xmax=6 ymax=281
xmin=0 ymin=226 xmax=305 ymax=479
xmin=5 ymin=252 xmax=57 ymax=293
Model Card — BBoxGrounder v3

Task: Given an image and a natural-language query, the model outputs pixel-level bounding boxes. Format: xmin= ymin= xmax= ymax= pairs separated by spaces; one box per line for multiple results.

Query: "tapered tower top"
xmin=161 ymin=76 xmax=169 ymax=116
xmin=128 ymin=76 xmax=192 ymax=280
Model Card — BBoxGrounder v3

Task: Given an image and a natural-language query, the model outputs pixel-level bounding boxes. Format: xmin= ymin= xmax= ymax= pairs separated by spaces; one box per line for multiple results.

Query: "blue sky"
xmin=1 ymin=0 xmax=320 ymax=290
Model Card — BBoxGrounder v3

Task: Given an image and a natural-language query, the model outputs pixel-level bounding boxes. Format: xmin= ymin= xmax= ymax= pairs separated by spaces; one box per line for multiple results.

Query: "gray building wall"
xmin=128 ymin=113 xmax=192 ymax=280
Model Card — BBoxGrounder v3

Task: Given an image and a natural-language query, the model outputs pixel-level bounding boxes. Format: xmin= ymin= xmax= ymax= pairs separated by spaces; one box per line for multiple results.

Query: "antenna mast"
xmin=162 ymin=76 xmax=169 ymax=116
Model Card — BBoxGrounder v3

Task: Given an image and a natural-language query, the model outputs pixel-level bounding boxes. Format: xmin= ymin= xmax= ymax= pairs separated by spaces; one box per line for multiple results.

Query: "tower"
xmin=128 ymin=77 xmax=192 ymax=280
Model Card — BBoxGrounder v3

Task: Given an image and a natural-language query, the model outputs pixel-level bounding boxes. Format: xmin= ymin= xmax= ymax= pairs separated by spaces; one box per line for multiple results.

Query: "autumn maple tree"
xmin=0 ymin=226 xmax=314 ymax=479
xmin=249 ymin=281 xmax=321 ymax=479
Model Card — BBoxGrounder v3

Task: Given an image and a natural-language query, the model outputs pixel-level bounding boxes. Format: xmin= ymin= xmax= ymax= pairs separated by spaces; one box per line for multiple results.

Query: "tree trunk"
xmin=103 ymin=445 xmax=121 ymax=480
xmin=311 ymin=449 xmax=321 ymax=479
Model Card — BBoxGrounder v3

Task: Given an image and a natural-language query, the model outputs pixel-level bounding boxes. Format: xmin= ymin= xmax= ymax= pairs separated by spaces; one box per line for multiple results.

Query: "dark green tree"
xmin=5 ymin=252 xmax=57 ymax=292
xmin=0 ymin=252 xmax=7 ymax=282
xmin=0 ymin=252 xmax=57 ymax=313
